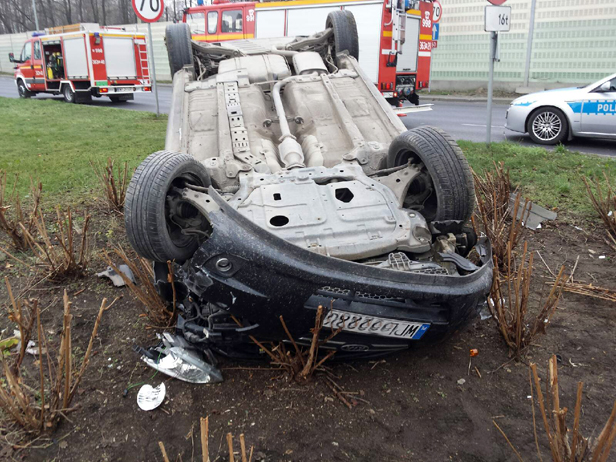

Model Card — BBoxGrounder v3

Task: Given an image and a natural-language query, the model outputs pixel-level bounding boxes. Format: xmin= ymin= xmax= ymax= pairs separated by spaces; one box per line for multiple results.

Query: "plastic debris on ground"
xmin=137 ymin=333 xmax=223 ymax=384
xmin=96 ymin=264 xmax=136 ymax=287
xmin=479 ymin=304 xmax=492 ymax=321
xmin=137 ymin=383 xmax=166 ymax=411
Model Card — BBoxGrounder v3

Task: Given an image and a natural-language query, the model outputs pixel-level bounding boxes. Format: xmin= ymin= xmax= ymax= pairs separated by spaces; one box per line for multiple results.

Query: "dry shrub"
xmin=473 ymin=162 xmax=531 ymax=270
xmin=488 ymin=242 xmax=567 ymax=359
xmin=103 ymin=247 xmax=176 ymax=328
xmin=20 ymin=208 xmax=91 ymax=281
xmin=583 ymin=174 xmax=616 ymax=250
xmin=496 ymin=355 xmax=616 ymax=461
xmin=90 ymin=158 xmax=129 ymax=214
xmin=0 ymin=281 xmax=109 ymax=436
xmin=234 ymin=304 xmax=339 ymax=383
xmin=0 ymin=172 xmax=42 ymax=251
xmin=158 ymin=416 xmax=254 ymax=462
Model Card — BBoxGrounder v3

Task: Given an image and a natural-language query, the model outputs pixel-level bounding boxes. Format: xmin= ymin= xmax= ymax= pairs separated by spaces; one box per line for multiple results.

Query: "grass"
xmin=0 ymin=97 xmax=614 ymax=220
xmin=459 ymin=140 xmax=616 ymax=218
xmin=0 ymin=97 xmax=166 ymax=204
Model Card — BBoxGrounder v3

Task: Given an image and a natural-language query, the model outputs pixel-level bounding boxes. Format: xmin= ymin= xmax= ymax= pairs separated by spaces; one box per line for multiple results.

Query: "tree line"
xmin=0 ymin=0 xmax=197 ymax=34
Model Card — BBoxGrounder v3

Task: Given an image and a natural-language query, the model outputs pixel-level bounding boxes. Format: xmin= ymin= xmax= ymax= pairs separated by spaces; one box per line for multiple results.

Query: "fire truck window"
xmin=207 ymin=12 xmax=218 ymax=34
xmin=20 ymin=43 xmax=32 ymax=62
xmin=186 ymin=12 xmax=205 ymax=34
xmin=222 ymin=10 xmax=242 ymax=33
xmin=33 ymin=41 xmax=41 ymax=60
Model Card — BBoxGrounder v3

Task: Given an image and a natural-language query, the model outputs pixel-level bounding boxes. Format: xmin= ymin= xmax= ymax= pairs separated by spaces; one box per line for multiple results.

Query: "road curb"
xmin=418 ymin=94 xmax=513 ymax=104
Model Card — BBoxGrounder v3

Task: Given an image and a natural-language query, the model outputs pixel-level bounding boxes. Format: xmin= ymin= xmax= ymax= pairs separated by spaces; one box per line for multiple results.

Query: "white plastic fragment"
xmin=599 ymin=255 xmax=606 ymax=260
xmin=457 ymin=378 xmax=466 ymax=385
xmin=137 ymin=383 xmax=166 ymax=411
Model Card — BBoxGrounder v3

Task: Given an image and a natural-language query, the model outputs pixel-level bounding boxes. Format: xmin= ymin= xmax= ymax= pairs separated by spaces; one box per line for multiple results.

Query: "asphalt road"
xmin=1 ymin=75 xmax=614 ymax=156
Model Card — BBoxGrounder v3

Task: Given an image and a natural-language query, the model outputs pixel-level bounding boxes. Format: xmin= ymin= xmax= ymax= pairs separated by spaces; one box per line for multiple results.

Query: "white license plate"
xmin=116 ymin=87 xmax=132 ymax=92
xmin=323 ymin=309 xmax=430 ymax=340
xmin=382 ymin=91 xmax=394 ymax=98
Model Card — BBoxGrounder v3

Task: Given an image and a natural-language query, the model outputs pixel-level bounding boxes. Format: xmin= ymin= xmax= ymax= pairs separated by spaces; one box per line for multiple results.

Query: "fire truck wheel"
xmin=125 ymin=150 xmax=212 ymax=263
xmin=17 ymin=80 xmax=32 ymax=98
xmin=62 ymin=84 xmax=76 ymax=104
xmin=387 ymin=126 xmax=475 ymax=223
xmin=326 ymin=10 xmax=359 ymax=63
xmin=166 ymin=23 xmax=194 ymax=78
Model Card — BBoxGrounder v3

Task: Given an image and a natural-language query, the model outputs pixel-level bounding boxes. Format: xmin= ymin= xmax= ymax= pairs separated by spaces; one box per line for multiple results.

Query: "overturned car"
xmin=125 ymin=12 xmax=492 ymax=371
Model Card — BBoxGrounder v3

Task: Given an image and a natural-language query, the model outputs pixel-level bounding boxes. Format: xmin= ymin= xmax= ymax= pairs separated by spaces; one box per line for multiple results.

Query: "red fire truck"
xmin=182 ymin=0 xmax=435 ymax=106
xmin=8 ymin=23 xmax=152 ymax=104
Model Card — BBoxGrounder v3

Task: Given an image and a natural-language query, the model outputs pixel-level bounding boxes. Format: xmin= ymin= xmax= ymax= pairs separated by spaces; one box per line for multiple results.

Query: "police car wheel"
xmin=527 ymin=107 xmax=568 ymax=145
xmin=62 ymin=84 xmax=76 ymax=104
xmin=17 ymin=81 xmax=32 ymax=98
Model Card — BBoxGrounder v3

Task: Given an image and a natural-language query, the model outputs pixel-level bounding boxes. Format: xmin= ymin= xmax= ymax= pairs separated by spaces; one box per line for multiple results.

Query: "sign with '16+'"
xmin=132 ymin=0 xmax=164 ymax=23
xmin=484 ymin=5 xmax=511 ymax=32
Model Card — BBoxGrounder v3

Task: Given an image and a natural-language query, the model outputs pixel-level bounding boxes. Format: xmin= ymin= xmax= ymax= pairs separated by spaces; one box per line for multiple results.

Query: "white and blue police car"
xmin=506 ymin=73 xmax=616 ymax=145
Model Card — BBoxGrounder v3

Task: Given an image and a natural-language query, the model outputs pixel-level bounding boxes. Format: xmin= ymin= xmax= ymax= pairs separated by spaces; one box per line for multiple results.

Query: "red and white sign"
xmin=487 ymin=0 xmax=508 ymax=5
xmin=132 ymin=0 xmax=164 ymax=23
xmin=432 ymin=1 xmax=442 ymax=23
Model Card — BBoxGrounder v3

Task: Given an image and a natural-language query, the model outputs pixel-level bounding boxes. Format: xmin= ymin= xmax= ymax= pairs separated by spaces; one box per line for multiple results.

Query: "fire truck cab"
xmin=183 ymin=0 xmax=434 ymax=106
xmin=9 ymin=24 xmax=152 ymax=104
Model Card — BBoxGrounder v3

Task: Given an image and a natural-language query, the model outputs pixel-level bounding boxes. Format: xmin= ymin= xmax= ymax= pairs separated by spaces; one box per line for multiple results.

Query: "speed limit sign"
xmin=132 ymin=0 xmax=164 ymax=23
xmin=432 ymin=0 xmax=442 ymax=23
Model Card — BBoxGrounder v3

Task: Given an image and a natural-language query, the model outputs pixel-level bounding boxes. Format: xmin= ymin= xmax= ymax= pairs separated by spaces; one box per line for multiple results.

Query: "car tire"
xmin=62 ymin=84 xmax=76 ymax=103
xmin=17 ymin=80 xmax=32 ymax=98
xmin=526 ymin=107 xmax=568 ymax=145
xmin=387 ymin=126 xmax=475 ymax=223
xmin=125 ymin=151 xmax=212 ymax=263
xmin=326 ymin=10 xmax=359 ymax=63
xmin=166 ymin=23 xmax=194 ymax=78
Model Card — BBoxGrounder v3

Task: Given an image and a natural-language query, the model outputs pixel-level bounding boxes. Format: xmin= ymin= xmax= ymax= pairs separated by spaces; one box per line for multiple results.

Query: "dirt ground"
xmin=0 ymin=213 xmax=615 ymax=462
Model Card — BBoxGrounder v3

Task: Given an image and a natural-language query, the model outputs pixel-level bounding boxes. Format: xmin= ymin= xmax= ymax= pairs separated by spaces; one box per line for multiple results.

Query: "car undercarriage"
xmin=124 ymin=11 xmax=493 ymax=382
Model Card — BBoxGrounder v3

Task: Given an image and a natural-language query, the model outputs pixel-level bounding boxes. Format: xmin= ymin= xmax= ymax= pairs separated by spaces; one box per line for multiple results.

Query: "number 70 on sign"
xmin=132 ymin=0 xmax=164 ymax=22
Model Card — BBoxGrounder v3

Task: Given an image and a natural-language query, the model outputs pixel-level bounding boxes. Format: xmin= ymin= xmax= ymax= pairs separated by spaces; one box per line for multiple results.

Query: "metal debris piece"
xmin=96 ymin=264 xmax=135 ymax=287
xmin=137 ymin=383 xmax=166 ymax=411
xmin=510 ymin=193 xmax=557 ymax=230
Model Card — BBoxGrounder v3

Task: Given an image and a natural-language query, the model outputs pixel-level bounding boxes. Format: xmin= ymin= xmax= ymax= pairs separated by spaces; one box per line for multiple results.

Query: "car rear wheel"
xmin=125 ymin=151 xmax=212 ymax=262
xmin=527 ymin=107 xmax=568 ymax=145
xmin=17 ymin=80 xmax=32 ymax=98
xmin=166 ymin=23 xmax=194 ymax=78
xmin=386 ymin=126 xmax=475 ymax=223
xmin=326 ymin=10 xmax=359 ymax=64
xmin=62 ymin=84 xmax=76 ymax=103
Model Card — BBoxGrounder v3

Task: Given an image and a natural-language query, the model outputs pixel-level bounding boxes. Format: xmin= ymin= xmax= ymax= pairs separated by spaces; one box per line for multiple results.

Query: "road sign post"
xmin=132 ymin=0 xmax=165 ymax=117
xmin=484 ymin=4 xmax=511 ymax=144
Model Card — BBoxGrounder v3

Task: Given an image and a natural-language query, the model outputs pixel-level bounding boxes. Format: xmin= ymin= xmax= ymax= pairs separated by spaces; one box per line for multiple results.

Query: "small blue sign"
xmin=432 ymin=23 xmax=440 ymax=41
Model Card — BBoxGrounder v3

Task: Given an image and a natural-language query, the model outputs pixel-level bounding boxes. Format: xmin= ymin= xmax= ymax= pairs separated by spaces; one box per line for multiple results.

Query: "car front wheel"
xmin=17 ymin=80 xmax=32 ymax=98
xmin=527 ymin=107 xmax=568 ymax=145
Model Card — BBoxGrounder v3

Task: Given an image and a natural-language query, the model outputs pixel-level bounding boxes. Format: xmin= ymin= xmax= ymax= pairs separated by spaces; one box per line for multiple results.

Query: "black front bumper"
xmin=158 ymin=190 xmax=493 ymax=359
